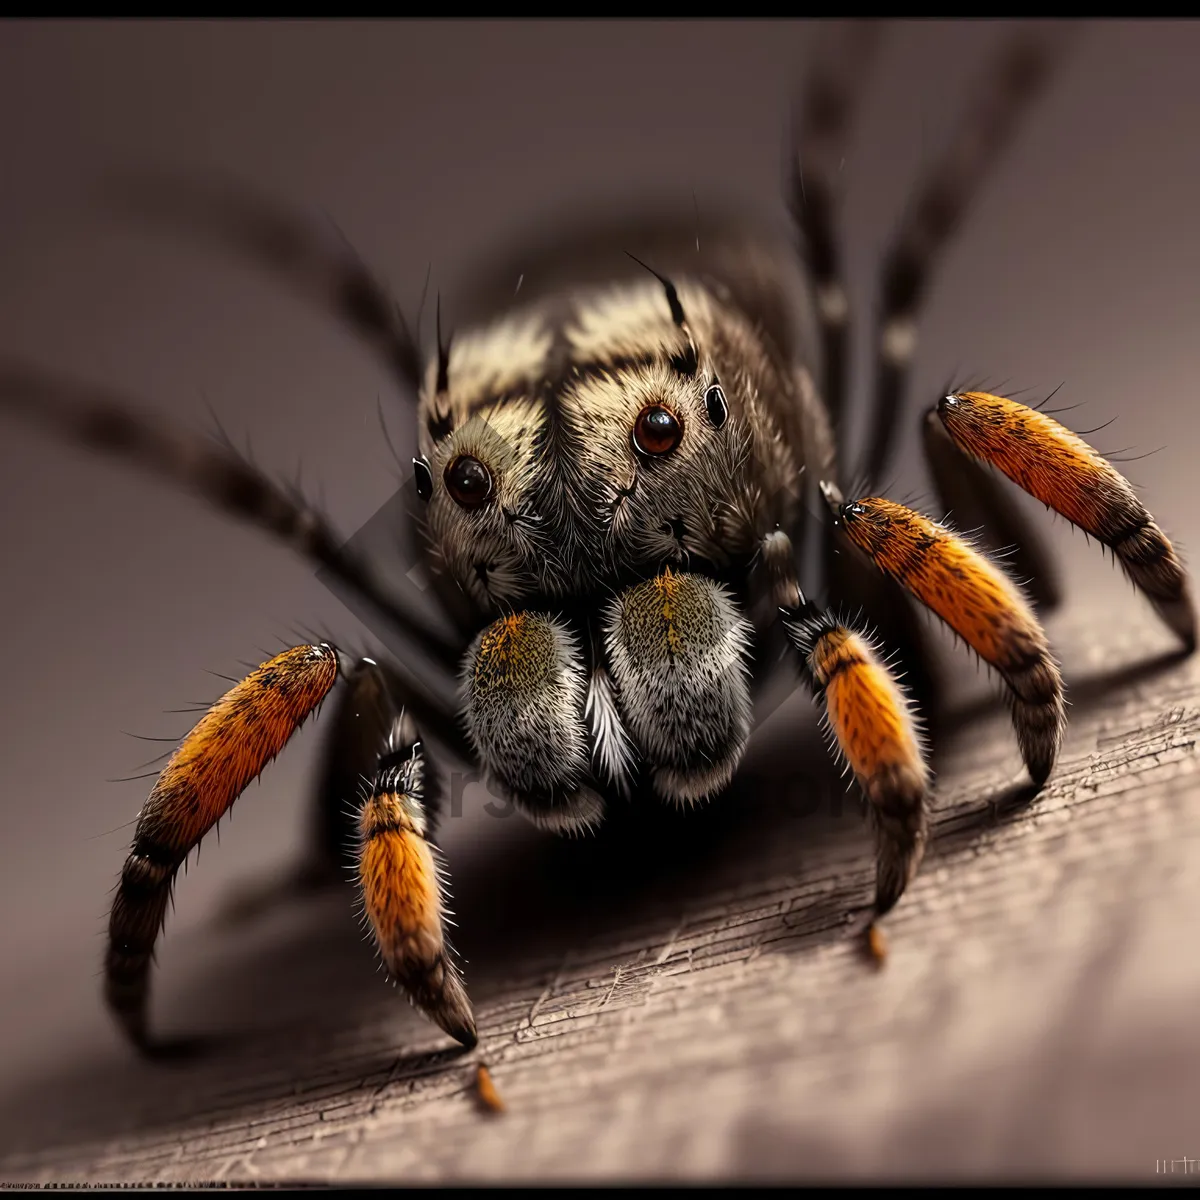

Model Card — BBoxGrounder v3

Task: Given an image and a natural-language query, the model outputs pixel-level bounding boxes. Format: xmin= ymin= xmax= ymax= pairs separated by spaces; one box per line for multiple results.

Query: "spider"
xmin=0 ymin=21 xmax=1192 ymax=1057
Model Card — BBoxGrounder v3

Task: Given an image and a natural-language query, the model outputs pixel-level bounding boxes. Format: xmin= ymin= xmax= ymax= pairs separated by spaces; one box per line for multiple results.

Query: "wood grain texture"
xmin=1 ymin=602 xmax=1197 ymax=1185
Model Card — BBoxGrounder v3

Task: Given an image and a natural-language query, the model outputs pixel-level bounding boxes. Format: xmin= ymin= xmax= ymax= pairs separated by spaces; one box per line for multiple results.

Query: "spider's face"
xmin=414 ymin=278 xmax=778 ymax=608
xmin=421 ymin=397 xmax=568 ymax=609
xmin=413 ymin=311 xmax=572 ymax=609
xmin=557 ymin=280 xmax=768 ymax=579
xmin=558 ymin=305 xmax=756 ymax=577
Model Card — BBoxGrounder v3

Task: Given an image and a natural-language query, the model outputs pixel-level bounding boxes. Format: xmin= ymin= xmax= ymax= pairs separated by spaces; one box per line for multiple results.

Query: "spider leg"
xmin=786 ymin=609 xmax=930 ymax=920
xmin=860 ymin=23 xmax=1074 ymax=487
xmin=825 ymin=26 xmax=1074 ymax=711
xmin=764 ymin=530 xmax=930 ymax=920
xmin=356 ymin=701 xmax=476 ymax=1049
xmin=106 ymin=644 xmax=340 ymax=1050
xmin=786 ymin=25 xmax=942 ymax=726
xmin=308 ymin=655 xmax=466 ymax=880
xmin=461 ymin=611 xmax=606 ymax=835
xmin=0 ymin=364 xmax=462 ymax=673
xmin=217 ymin=654 xmax=470 ymax=928
xmin=828 ymin=490 xmax=1066 ymax=785
xmin=789 ymin=19 xmax=883 ymax=440
xmin=935 ymin=390 xmax=1196 ymax=650
xmin=923 ymin=409 xmax=1061 ymax=611
xmin=601 ymin=570 xmax=754 ymax=808
xmin=99 ymin=172 xmax=423 ymax=396
xmin=823 ymin=517 xmax=941 ymax=729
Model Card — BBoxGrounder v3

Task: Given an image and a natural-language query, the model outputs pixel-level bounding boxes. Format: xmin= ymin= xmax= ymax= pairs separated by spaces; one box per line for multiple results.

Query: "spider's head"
xmin=552 ymin=276 xmax=764 ymax=578
xmin=412 ymin=309 xmax=572 ymax=609
xmin=418 ymin=400 xmax=568 ymax=609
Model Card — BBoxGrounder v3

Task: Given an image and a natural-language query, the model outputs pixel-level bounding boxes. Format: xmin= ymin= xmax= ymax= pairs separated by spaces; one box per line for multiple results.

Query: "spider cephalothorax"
xmin=0 ymin=20 xmax=1192 ymax=1057
xmin=417 ymin=273 xmax=796 ymax=611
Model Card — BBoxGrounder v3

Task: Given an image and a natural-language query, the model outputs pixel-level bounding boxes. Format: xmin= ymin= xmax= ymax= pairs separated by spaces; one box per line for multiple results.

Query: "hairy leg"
xmin=356 ymin=706 xmax=475 ymax=1049
xmin=824 ymin=519 xmax=942 ymax=729
xmin=99 ymin=171 xmax=424 ymax=396
xmin=789 ymin=19 xmax=883 ymax=441
xmin=219 ymin=651 xmax=469 ymax=931
xmin=923 ymin=408 xmax=1061 ymax=611
xmin=786 ymin=609 xmax=929 ymax=919
xmin=106 ymin=644 xmax=340 ymax=1049
xmin=0 ymin=364 xmax=462 ymax=673
xmin=936 ymin=390 xmax=1196 ymax=651
xmin=308 ymin=654 xmax=461 ymax=876
xmin=764 ymin=529 xmax=930 ymax=921
xmin=860 ymin=24 xmax=1073 ymax=486
xmin=828 ymin=490 xmax=1066 ymax=784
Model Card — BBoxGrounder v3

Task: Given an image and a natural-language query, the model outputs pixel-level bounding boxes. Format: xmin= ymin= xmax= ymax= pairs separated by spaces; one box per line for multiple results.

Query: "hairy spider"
xmin=0 ymin=21 xmax=1192 ymax=1056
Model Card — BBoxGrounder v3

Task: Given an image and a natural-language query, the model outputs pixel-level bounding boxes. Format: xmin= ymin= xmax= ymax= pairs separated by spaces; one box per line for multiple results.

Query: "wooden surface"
xmin=2 ymin=597 xmax=1198 ymax=1184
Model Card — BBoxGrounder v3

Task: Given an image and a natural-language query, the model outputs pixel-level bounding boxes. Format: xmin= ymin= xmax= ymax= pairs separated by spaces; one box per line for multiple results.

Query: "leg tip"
xmin=440 ymin=1015 xmax=478 ymax=1052
xmin=105 ymin=988 xmax=151 ymax=1054
xmin=112 ymin=1011 xmax=207 ymax=1062
xmin=1024 ymin=753 xmax=1054 ymax=788
xmin=428 ymin=974 xmax=478 ymax=1051
xmin=453 ymin=1022 xmax=479 ymax=1052
xmin=1012 ymin=692 xmax=1065 ymax=791
xmin=1152 ymin=591 xmax=1196 ymax=654
xmin=1173 ymin=614 xmax=1197 ymax=656
xmin=123 ymin=1021 xmax=153 ymax=1055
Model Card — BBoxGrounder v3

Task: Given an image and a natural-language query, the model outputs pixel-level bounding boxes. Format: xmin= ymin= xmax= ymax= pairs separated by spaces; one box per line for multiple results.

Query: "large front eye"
xmin=444 ymin=454 xmax=494 ymax=509
xmin=633 ymin=404 xmax=683 ymax=457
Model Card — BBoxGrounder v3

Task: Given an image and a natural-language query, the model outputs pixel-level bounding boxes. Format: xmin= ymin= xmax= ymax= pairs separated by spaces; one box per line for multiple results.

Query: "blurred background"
xmin=1 ymin=19 xmax=1199 ymax=1183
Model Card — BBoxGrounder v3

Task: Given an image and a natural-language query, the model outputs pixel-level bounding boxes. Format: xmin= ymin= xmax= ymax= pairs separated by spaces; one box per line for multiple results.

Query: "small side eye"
xmin=705 ymin=383 xmax=728 ymax=429
xmin=412 ymin=456 xmax=433 ymax=502
xmin=633 ymin=404 xmax=683 ymax=457
xmin=444 ymin=454 xmax=494 ymax=509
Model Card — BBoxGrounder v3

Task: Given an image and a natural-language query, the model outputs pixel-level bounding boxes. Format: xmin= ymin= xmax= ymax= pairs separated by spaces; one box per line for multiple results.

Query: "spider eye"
xmin=705 ymin=383 xmax=728 ymax=429
xmin=444 ymin=454 xmax=494 ymax=509
xmin=412 ymin=456 xmax=433 ymax=502
xmin=632 ymin=404 xmax=683 ymax=457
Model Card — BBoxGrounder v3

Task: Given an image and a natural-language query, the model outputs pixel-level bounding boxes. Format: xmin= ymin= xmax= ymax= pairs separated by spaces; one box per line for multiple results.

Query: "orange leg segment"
xmin=785 ymin=610 xmax=930 ymax=918
xmin=105 ymin=643 xmax=339 ymax=1049
xmin=832 ymin=495 xmax=1066 ymax=784
xmin=357 ymin=711 xmax=476 ymax=1049
xmin=937 ymin=390 xmax=1196 ymax=651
